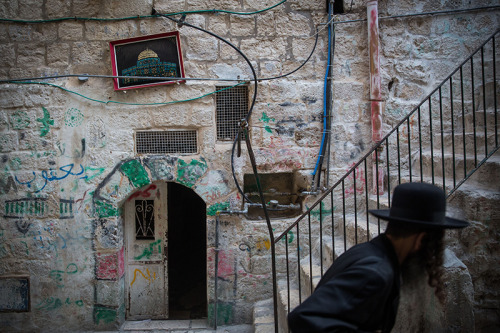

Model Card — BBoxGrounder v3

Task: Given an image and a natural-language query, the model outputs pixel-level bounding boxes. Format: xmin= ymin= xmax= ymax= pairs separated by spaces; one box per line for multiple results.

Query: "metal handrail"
xmin=271 ymin=28 xmax=500 ymax=331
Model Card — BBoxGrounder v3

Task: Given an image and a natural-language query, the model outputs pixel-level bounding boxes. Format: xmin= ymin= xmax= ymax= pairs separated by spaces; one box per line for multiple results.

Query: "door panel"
xmin=125 ymin=182 xmax=168 ymax=320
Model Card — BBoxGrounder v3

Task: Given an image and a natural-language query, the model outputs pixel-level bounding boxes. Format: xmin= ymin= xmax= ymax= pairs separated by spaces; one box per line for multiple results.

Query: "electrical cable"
xmin=0 ymin=0 xmax=287 ymax=24
xmin=6 ymin=80 xmax=245 ymax=106
xmin=157 ymin=12 xmax=258 ymax=204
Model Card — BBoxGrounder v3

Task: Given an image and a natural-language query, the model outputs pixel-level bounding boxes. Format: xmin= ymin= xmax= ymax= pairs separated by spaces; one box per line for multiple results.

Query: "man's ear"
xmin=413 ymin=232 xmax=427 ymax=252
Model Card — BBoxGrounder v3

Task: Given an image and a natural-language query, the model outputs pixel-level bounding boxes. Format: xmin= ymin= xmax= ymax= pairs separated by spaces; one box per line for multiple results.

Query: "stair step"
xmin=253 ymin=299 xmax=275 ymax=333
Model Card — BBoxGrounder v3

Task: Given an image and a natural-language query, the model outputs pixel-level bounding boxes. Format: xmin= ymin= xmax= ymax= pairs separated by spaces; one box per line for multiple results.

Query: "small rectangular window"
xmin=136 ymin=130 xmax=197 ymax=154
xmin=135 ymin=200 xmax=155 ymax=239
xmin=216 ymin=85 xmax=249 ymax=141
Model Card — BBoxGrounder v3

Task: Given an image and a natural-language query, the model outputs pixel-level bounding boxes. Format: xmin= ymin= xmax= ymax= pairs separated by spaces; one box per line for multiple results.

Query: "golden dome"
xmin=138 ymin=48 xmax=159 ymax=60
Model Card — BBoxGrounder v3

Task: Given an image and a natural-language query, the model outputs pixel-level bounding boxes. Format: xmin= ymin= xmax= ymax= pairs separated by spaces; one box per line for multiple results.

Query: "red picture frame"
xmin=109 ymin=31 xmax=186 ymax=91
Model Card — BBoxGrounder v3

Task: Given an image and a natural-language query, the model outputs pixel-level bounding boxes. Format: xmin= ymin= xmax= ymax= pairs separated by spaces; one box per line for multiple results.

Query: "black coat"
xmin=288 ymin=234 xmax=401 ymax=333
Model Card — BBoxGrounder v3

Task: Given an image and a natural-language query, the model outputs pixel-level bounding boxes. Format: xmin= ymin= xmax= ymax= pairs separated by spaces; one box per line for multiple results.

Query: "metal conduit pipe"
xmin=367 ymin=0 xmax=385 ymax=194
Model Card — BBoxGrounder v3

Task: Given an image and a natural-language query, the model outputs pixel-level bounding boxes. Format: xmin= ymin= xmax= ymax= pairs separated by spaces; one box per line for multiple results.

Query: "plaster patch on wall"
xmin=0 ymin=277 xmax=29 ymax=312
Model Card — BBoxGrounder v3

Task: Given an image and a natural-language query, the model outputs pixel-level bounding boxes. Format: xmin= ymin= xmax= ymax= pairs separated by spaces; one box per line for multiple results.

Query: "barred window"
xmin=136 ymin=130 xmax=197 ymax=154
xmin=135 ymin=200 xmax=155 ymax=239
xmin=215 ymin=85 xmax=249 ymax=141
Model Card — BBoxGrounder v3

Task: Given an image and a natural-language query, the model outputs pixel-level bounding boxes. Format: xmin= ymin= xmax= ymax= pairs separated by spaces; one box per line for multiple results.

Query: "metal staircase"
xmin=255 ymin=29 xmax=500 ymax=333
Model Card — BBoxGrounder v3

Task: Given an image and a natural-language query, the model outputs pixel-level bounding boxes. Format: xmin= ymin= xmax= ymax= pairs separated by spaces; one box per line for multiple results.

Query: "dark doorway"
xmin=167 ymin=182 xmax=207 ymax=319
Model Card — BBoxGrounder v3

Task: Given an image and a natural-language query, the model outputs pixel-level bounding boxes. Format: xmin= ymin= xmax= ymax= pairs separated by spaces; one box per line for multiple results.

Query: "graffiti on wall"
xmin=35 ymin=297 xmax=83 ymax=311
xmin=130 ymin=268 xmax=158 ymax=287
xmin=36 ymin=107 xmax=54 ymax=137
xmin=177 ymin=158 xmax=208 ymax=187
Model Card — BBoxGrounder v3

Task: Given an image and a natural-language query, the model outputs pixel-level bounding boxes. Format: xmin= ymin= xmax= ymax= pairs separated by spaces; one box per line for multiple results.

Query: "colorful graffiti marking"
xmin=130 ymin=268 xmax=158 ymax=287
xmin=49 ymin=263 xmax=79 ymax=288
xmin=10 ymin=110 xmax=30 ymax=130
xmin=0 ymin=175 xmax=18 ymax=194
xmin=308 ymin=201 xmax=335 ymax=222
xmin=36 ymin=107 xmax=54 ymax=137
xmin=127 ymin=184 xmax=157 ymax=202
xmin=64 ymin=108 xmax=84 ymax=127
xmin=120 ymin=159 xmax=150 ymax=188
xmin=259 ymin=112 xmax=276 ymax=133
xmin=94 ymin=306 xmax=116 ymax=325
xmin=35 ymin=297 xmax=83 ymax=311
xmin=344 ymin=162 xmax=366 ymax=196
xmin=207 ymin=202 xmax=230 ymax=216
xmin=177 ymin=158 xmax=208 ymax=187
xmin=15 ymin=163 xmax=86 ymax=192
xmin=134 ymin=239 xmax=161 ymax=260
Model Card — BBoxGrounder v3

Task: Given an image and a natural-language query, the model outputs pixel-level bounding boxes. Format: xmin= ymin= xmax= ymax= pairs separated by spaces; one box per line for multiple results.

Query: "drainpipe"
xmin=367 ymin=0 xmax=385 ymax=195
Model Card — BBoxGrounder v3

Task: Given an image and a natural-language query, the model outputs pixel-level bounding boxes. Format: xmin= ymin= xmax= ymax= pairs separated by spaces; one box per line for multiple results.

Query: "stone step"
xmin=413 ymin=149 xmax=500 ymax=190
xmin=253 ymin=299 xmax=275 ymax=333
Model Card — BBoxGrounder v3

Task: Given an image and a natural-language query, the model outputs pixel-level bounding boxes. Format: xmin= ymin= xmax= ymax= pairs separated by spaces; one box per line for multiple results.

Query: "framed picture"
xmin=110 ymin=31 xmax=186 ymax=91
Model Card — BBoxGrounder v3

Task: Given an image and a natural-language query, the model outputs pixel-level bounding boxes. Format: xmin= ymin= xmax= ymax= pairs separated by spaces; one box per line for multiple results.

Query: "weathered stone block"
xmin=230 ymin=16 xmax=255 ymax=36
xmin=0 ymin=44 xmax=15 ymax=68
xmin=186 ymin=37 xmax=218 ymax=61
xmin=0 ymin=132 xmax=17 ymax=152
xmin=154 ymin=0 xmax=185 ymax=13
xmin=18 ymin=0 xmax=42 ymax=20
xmin=17 ymin=43 xmax=45 ymax=67
xmin=96 ymin=279 xmax=121 ymax=307
xmin=47 ymin=43 xmax=71 ymax=67
xmin=85 ymin=21 xmax=138 ymax=41
xmin=255 ymin=11 xmax=276 ymax=37
xmin=58 ymin=22 xmax=84 ymax=41
xmin=95 ymin=248 xmax=124 ymax=280
xmin=240 ymin=37 xmax=287 ymax=59
xmin=71 ymin=41 xmax=106 ymax=65
xmin=207 ymin=15 xmax=230 ymax=37
xmin=73 ymin=0 xmax=101 ymax=17
xmin=45 ymin=0 xmax=71 ymax=18
xmin=100 ymin=0 xmax=153 ymax=17
xmin=276 ymin=12 xmax=312 ymax=37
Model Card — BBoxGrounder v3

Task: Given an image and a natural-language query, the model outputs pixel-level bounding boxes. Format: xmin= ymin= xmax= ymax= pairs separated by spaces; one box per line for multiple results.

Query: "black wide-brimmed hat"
xmin=369 ymin=182 xmax=469 ymax=229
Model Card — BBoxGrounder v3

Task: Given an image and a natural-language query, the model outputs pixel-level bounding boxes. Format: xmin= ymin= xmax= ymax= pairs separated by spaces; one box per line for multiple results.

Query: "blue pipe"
xmin=312 ymin=4 xmax=332 ymax=177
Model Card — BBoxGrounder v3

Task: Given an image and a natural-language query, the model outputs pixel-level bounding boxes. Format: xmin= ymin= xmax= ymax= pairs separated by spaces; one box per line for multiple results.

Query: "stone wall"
xmin=0 ymin=0 xmax=498 ymax=331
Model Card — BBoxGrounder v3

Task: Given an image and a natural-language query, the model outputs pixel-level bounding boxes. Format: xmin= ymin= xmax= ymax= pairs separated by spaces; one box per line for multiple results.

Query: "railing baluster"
xmin=342 ymin=181 xmax=346 ymax=252
xmin=450 ymin=77 xmax=457 ymax=188
xmin=408 ymin=118 xmax=412 ymax=182
xmin=471 ymin=56 xmax=478 ymax=167
xmin=429 ymin=98 xmax=435 ymax=185
xmin=481 ymin=46 xmax=488 ymax=157
xmin=330 ymin=191 xmax=335 ymax=256
xmin=285 ymin=233 xmax=290 ymax=316
xmin=397 ymin=127 xmax=401 ymax=184
xmin=296 ymin=224 xmax=301 ymax=304
xmin=364 ymin=159 xmax=369 ymax=241
xmin=319 ymin=200 xmax=323 ymax=276
xmin=386 ymin=138 xmax=391 ymax=213
xmin=418 ymin=106 xmax=423 ymax=182
xmin=353 ymin=168 xmax=358 ymax=245
xmin=493 ymin=36 xmax=498 ymax=147
xmin=439 ymin=86 xmax=446 ymax=191
xmin=308 ymin=213 xmax=313 ymax=295
xmin=375 ymin=149 xmax=380 ymax=235
xmin=461 ymin=66 xmax=467 ymax=178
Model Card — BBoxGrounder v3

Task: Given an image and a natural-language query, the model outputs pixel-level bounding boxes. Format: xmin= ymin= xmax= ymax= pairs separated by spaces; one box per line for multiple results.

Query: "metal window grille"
xmin=136 ymin=130 xmax=197 ymax=154
xmin=135 ymin=200 xmax=155 ymax=240
xmin=216 ymin=85 xmax=249 ymax=141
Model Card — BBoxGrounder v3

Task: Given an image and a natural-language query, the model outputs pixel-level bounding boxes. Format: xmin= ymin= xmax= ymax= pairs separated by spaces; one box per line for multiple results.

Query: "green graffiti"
xmin=134 ymin=239 xmax=161 ymax=260
xmin=120 ymin=160 xmax=150 ymax=188
xmin=208 ymin=302 xmax=233 ymax=326
xmin=307 ymin=201 xmax=335 ymax=222
xmin=64 ymin=108 xmax=84 ymax=127
xmin=259 ymin=112 xmax=275 ymax=133
xmin=36 ymin=107 xmax=54 ymax=137
xmin=177 ymin=158 xmax=208 ymax=187
xmin=94 ymin=306 xmax=116 ymax=325
xmin=10 ymin=110 xmax=30 ymax=130
xmin=84 ymin=166 xmax=106 ymax=183
xmin=95 ymin=200 xmax=119 ymax=218
xmin=207 ymin=202 xmax=230 ymax=216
